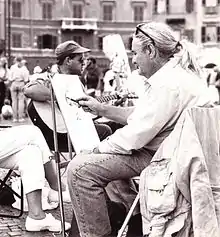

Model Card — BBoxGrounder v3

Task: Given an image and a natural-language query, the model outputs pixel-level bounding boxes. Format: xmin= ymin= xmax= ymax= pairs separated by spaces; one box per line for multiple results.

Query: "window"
xmin=202 ymin=26 xmax=217 ymax=43
xmin=103 ymin=5 xmax=113 ymax=21
xmin=72 ymin=36 xmax=82 ymax=45
xmin=42 ymin=3 xmax=52 ymax=19
xmin=154 ymin=0 xmax=169 ymax=14
xmin=12 ymin=33 xmax=22 ymax=48
xmin=73 ymin=4 xmax=82 ymax=18
xmin=133 ymin=6 xmax=144 ymax=22
xmin=12 ymin=1 xmax=21 ymax=18
xmin=37 ymin=35 xmax=57 ymax=49
xmin=205 ymin=0 xmax=217 ymax=6
xmin=206 ymin=26 xmax=217 ymax=41
xmin=184 ymin=29 xmax=194 ymax=42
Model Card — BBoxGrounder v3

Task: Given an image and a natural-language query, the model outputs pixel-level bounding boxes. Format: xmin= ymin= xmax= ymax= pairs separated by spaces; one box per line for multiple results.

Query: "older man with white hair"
xmin=67 ymin=22 xmax=213 ymax=237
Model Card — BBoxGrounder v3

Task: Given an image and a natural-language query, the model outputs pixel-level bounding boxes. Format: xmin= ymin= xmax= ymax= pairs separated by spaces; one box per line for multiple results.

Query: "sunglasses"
xmin=135 ymin=23 xmax=155 ymax=45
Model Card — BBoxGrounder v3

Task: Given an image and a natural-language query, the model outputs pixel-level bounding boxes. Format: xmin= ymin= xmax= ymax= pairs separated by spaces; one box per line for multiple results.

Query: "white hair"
xmin=134 ymin=22 xmax=204 ymax=79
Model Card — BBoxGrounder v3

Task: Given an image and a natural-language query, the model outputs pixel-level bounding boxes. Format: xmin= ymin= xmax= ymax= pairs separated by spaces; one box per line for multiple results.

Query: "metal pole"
xmin=50 ymin=83 xmax=66 ymax=237
xmin=67 ymin=133 xmax=73 ymax=160
xmin=4 ymin=0 xmax=6 ymax=56
xmin=28 ymin=0 xmax=33 ymax=48
xmin=7 ymin=0 xmax=11 ymax=66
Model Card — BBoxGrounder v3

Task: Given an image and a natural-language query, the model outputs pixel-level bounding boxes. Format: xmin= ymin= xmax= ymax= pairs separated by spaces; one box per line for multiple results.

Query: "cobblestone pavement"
xmin=0 ymin=118 xmax=73 ymax=237
xmin=0 ymin=203 xmax=73 ymax=237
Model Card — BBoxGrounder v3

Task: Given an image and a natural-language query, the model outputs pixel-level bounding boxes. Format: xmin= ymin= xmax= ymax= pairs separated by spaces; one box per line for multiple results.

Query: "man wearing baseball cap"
xmin=24 ymin=39 xmax=112 ymax=190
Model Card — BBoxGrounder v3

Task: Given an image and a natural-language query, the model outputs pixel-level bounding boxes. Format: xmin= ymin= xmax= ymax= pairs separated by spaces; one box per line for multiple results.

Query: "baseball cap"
xmin=55 ymin=40 xmax=90 ymax=60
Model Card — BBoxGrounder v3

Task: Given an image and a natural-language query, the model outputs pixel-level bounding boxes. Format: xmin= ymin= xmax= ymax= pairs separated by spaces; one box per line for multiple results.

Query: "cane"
xmin=50 ymin=83 xmax=66 ymax=237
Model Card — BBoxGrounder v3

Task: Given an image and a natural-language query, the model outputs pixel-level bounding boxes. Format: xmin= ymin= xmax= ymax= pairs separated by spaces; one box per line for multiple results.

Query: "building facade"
xmin=0 ymin=0 xmax=216 ymax=71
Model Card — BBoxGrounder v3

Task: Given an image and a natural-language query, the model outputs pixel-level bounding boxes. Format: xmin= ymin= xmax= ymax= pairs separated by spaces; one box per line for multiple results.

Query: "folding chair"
xmin=117 ymin=176 xmax=140 ymax=237
xmin=0 ymin=124 xmax=24 ymax=218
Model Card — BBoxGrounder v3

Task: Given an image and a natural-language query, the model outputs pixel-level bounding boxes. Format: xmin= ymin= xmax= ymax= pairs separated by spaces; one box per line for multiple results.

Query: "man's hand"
xmin=74 ymin=95 xmax=103 ymax=116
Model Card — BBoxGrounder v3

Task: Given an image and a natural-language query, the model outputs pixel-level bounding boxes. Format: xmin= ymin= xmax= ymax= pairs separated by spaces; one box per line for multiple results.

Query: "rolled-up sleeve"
xmin=98 ymin=86 xmax=179 ymax=154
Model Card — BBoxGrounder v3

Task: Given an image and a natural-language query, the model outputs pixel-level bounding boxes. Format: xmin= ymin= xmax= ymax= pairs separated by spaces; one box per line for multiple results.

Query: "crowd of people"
xmin=0 ymin=55 xmax=29 ymax=121
xmin=0 ymin=20 xmax=219 ymax=237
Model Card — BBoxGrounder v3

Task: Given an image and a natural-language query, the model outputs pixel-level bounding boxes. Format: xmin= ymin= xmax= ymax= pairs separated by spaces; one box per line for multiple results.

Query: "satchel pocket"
xmin=147 ymin=159 xmax=176 ymax=214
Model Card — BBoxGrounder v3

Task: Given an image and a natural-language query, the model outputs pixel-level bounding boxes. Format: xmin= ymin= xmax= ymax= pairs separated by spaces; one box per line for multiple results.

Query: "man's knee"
xmin=67 ymin=154 xmax=88 ymax=182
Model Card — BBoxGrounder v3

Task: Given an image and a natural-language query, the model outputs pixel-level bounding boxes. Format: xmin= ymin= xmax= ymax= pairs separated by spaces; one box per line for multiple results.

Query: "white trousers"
xmin=0 ymin=125 xmax=52 ymax=194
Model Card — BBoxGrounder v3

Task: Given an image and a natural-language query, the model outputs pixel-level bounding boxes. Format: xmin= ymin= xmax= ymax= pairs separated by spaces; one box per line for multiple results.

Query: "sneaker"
xmin=48 ymin=189 xmax=71 ymax=203
xmin=25 ymin=213 xmax=71 ymax=232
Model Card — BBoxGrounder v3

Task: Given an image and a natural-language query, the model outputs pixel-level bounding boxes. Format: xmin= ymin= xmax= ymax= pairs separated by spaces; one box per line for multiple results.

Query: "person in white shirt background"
xmin=67 ymin=22 xmax=213 ymax=237
xmin=9 ymin=56 xmax=29 ymax=122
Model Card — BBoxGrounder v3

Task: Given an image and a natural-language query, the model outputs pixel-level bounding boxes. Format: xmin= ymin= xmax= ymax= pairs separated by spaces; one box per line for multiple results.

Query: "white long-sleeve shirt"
xmin=98 ymin=59 xmax=213 ymax=154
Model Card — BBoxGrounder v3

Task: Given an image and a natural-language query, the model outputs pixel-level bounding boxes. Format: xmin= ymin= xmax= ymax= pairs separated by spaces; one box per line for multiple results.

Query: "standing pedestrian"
xmin=9 ymin=56 xmax=29 ymax=122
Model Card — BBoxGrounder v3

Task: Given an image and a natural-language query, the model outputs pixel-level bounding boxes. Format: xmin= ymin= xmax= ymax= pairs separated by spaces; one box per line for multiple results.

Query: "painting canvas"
xmin=51 ymin=74 xmax=100 ymax=154
xmin=103 ymin=34 xmax=131 ymax=92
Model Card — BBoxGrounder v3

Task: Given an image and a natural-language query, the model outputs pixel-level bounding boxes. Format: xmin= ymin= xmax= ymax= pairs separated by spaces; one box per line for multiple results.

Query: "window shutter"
xmin=166 ymin=0 xmax=169 ymax=14
xmin=37 ymin=36 xmax=43 ymax=49
xmin=98 ymin=36 xmax=103 ymax=50
xmin=154 ymin=0 xmax=158 ymax=13
xmin=201 ymin=26 xmax=206 ymax=43
xmin=186 ymin=0 xmax=194 ymax=13
xmin=128 ymin=37 xmax=133 ymax=50
xmin=217 ymin=27 xmax=220 ymax=42
xmin=52 ymin=36 xmax=57 ymax=49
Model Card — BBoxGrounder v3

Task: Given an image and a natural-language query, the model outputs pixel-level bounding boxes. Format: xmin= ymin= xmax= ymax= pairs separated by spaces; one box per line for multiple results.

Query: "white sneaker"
xmin=48 ymin=189 xmax=71 ymax=203
xmin=25 ymin=213 xmax=71 ymax=232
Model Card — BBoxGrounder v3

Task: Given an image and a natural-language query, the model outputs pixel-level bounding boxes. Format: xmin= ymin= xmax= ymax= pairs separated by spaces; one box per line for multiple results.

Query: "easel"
xmin=50 ymin=83 xmax=73 ymax=237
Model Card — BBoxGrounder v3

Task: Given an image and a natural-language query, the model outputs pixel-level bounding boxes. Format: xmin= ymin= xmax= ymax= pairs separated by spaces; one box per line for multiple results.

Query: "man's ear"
xmin=65 ymin=56 xmax=72 ymax=65
xmin=146 ymin=44 xmax=156 ymax=59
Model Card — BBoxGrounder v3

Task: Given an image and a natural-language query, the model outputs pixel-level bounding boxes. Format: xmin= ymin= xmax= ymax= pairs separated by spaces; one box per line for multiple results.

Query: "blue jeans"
xmin=67 ymin=148 xmax=153 ymax=237
xmin=10 ymin=81 xmax=26 ymax=120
